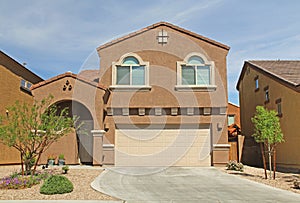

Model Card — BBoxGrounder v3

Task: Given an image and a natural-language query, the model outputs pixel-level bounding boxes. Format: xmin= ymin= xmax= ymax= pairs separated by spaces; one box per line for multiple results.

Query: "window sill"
xmin=175 ymin=85 xmax=216 ymax=92
xmin=109 ymin=85 xmax=152 ymax=92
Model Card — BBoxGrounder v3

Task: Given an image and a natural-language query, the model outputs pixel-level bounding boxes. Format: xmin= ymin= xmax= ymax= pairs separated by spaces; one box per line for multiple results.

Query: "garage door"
xmin=115 ymin=125 xmax=211 ymax=167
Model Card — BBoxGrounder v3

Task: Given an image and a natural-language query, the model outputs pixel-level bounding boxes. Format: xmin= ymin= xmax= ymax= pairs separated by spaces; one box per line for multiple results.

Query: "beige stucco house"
xmin=237 ymin=60 xmax=300 ymax=170
xmin=1 ymin=22 xmax=231 ymax=167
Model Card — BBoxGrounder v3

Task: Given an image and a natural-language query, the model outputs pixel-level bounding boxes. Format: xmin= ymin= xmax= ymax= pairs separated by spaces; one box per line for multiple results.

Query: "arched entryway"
xmin=56 ymin=100 xmax=94 ymax=165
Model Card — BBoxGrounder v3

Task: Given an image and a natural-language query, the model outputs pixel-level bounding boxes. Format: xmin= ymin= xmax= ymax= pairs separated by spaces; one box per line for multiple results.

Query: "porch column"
xmin=91 ymin=130 xmax=105 ymax=166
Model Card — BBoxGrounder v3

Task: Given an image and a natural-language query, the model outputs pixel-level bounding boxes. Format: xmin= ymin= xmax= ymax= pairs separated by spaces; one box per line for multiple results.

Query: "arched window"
xmin=112 ymin=53 xmax=150 ymax=90
xmin=176 ymin=53 xmax=215 ymax=91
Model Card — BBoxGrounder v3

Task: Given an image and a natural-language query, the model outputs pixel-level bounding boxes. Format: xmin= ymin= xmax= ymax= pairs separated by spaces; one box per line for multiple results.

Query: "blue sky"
xmin=1 ymin=0 xmax=300 ymax=105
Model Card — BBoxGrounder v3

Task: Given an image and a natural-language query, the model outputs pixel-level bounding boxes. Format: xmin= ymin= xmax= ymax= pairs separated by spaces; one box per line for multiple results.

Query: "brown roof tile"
xmin=237 ymin=60 xmax=300 ymax=92
xmin=97 ymin=21 xmax=230 ymax=51
xmin=248 ymin=60 xmax=300 ymax=86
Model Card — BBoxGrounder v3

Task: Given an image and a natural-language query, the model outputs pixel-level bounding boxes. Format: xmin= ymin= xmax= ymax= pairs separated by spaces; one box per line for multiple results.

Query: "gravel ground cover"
xmin=1 ymin=164 xmax=299 ymax=200
xmin=219 ymin=165 xmax=300 ymax=194
xmin=0 ymin=165 xmax=117 ymax=200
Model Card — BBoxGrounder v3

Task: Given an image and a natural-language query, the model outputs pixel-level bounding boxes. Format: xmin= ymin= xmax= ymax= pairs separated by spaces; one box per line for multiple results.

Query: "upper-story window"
xmin=276 ymin=98 xmax=282 ymax=117
xmin=116 ymin=56 xmax=145 ymax=85
xmin=228 ymin=115 xmax=235 ymax=126
xmin=20 ymin=79 xmax=32 ymax=92
xmin=264 ymin=86 xmax=270 ymax=103
xmin=176 ymin=53 xmax=216 ymax=91
xmin=254 ymin=76 xmax=259 ymax=91
xmin=111 ymin=53 xmax=150 ymax=91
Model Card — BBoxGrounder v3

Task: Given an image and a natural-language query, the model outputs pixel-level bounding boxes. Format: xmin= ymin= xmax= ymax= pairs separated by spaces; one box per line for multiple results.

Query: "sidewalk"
xmin=0 ymin=201 xmax=123 ymax=203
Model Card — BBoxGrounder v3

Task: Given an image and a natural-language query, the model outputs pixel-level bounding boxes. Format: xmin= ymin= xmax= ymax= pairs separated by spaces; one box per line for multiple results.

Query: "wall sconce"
xmin=217 ymin=122 xmax=223 ymax=131
xmin=104 ymin=123 xmax=109 ymax=132
xmin=5 ymin=109 xmax=9 ymax=118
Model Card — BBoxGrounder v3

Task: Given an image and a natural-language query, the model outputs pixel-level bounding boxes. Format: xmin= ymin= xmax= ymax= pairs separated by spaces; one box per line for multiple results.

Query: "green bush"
xmin=226 ymin=160 xmax=244 ymax=172
xmin=40 ymin=175 xmax=73 ymax=195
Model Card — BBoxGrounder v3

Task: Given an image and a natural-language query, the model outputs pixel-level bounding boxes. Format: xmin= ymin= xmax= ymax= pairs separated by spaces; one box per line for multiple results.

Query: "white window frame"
xmin=276 ymin=98 xmax=282 ymax=117
xmin=264 ymin=86 xmax=270 ymax=103
xmin=255 ymin=77 xmax=259 ymax=90
xmin=175 ymin=52 xmax=216 ymax=91
xmin=227 ymin=115 xmax=235 ymax=126
xmin=20 ymin=79 xmax=32 ymax=91
xmin=110 ymin=53 xmax=151 ymax=91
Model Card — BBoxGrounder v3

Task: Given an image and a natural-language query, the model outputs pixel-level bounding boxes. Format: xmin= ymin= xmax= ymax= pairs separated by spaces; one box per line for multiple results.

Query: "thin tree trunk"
xmin=20 ymin=153 xmax=24 ymax=176
xmin=32 ymin=153 xmax=42 ymax=175
xmin=273 ymin=147 xmax=276 ymax=180
xmin=268 ymin=143 xmax=272 ymax=179
xmin=260 ymin=143 xmax=267 ymax=179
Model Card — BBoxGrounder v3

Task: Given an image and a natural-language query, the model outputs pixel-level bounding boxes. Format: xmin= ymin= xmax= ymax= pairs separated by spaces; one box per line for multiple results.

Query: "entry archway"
xmin=56 ymin=100 xmax=94 ymax=165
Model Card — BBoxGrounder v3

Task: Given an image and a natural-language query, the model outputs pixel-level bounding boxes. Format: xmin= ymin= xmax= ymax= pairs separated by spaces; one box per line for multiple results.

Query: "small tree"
xmin=0 ymin=95 xmax=79 ymax=175
xmin=251 ymin=106 xmax=284 ymax=179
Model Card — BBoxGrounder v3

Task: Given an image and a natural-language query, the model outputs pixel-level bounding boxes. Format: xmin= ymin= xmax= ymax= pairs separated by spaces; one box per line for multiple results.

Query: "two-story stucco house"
xmin=96 ymin=22 xmax=230 ymax=167
xmin=237 ymin=60 xmax=300 ymax=170
xmin=3 ymin=22 xmax=231 ymax=167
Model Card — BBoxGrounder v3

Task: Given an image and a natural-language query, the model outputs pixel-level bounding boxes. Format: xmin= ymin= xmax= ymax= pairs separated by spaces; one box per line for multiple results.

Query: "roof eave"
xmin=97 ymin=21 xmax=230 ymax=51
xmin=31 ymin=72 xmax=107 ymax=91
xmin=0 ymin=50 xmax=44 ymax=82
xmin=236 ymin=61 xmax=249 ymax=91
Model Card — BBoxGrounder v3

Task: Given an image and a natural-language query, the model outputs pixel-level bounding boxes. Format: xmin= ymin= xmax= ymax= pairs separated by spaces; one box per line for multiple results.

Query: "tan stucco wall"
xmin=228 ymin=103 xmax=240 ymax=126
xmin=0 ymin=65 xmax=35 ymax=164
xmin=98 ymin=26 xmax=228 ymax=108
xmin=238 ymin=64 xmax=300 ymax=168
xmin=32 ymin=76 xmax=106 ymax=165
xmin=98 ymin=25 xmax=229 ymax=165
xmin=0 ymin=65 xmax=34 ymax=118
xmin=32 ymin=76 xmax=105 ymax=130
xmin=39 ymin=132 xmax=79 ymax=165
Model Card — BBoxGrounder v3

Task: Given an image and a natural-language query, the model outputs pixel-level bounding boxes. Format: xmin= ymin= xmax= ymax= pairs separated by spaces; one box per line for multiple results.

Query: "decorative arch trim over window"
xmin=176 ymin=52 xmax=216 ymax=91
xmin=110 ymin=53 xmax=151 ymax=91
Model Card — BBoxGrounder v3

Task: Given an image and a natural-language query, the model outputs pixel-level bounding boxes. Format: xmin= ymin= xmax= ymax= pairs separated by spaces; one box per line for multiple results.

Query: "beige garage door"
xmin=115 ymin=125 xmax=211 ymax=167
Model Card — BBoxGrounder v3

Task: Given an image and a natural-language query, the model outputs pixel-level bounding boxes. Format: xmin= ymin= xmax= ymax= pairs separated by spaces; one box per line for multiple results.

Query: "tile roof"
xmin=97 ymin=21 xmax=230 ymax=51
xmin=237 ymin=60 xmax=300 ymax=92
xmin=31 ymin=72 xmax=107 ymax=91
xmin=248 ymin=60 xmax=300 ymax=86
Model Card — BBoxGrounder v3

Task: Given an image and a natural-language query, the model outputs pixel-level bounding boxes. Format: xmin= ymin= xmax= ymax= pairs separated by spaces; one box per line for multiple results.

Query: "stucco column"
xmin=91 ymin=130 xmax=105 ymax=166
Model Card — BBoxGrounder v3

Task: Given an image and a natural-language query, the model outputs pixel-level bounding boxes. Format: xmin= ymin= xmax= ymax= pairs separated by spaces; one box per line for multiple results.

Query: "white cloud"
xmin=1 ymin=0 xmax=300 ymax=104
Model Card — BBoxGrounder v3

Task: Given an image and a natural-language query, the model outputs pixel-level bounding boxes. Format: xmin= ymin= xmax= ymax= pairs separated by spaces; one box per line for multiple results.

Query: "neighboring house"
xmin=227 ymin=102 xmax=243 ymax=162
xmin=227 ymin=102 xmax=240 ymax=126
xmin=0 ymin=50 xmax=43 ymax=164
xmin=237 ymin=60 xmax=300 ymax=170
xmin=2 ymin=22 xmax=232 ymax=167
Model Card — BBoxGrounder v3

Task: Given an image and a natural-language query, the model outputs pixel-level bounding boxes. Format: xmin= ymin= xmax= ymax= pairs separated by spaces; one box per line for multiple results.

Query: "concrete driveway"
xmin=91 ymin=167 xmax=300 ymax=202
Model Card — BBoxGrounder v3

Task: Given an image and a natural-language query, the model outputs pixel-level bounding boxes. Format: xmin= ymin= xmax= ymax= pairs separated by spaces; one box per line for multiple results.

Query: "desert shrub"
xmin=40 ymin=175 xmax=73 ymax=195
xmin=62 ymin=165 xmax=69 ymax=174
xmin=0 ymin=171 xmax=50 ymax=189
xmin=226 ymin=160 xmax=244 ymax=172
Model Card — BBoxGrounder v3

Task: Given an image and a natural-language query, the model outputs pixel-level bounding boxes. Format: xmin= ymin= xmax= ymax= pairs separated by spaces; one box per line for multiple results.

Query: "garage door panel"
xmin=115 ymin=126 xmax=211 ymax=167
